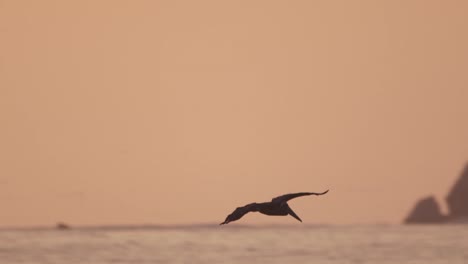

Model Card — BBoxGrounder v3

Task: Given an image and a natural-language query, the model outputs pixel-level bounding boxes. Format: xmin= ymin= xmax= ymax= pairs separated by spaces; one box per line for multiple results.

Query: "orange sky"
xmin=1 ymin=0 xmax=468 ymax=227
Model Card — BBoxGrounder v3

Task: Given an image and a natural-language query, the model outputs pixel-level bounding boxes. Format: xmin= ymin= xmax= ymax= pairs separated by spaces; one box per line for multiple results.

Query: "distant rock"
xmin=404 ymin=162 xmax=468 ymax=224
xmin=404 ymin=196 xmax=445 ymax=224
xmin=56 ymin=222 xmax=71 ymax=230
xmin=446 ymin=163 xmax=468 ymax=219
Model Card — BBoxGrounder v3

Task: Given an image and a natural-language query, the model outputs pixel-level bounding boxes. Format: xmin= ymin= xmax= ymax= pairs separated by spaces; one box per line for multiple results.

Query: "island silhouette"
xmin=405 ymin=163 xmax=468 ymax=224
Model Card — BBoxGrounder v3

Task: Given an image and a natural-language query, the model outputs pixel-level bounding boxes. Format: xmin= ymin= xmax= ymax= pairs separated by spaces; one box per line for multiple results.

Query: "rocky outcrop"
xmin=404 ymin=162 xmax=468 ymax=224
xmin=405 ymin=196 xmax=445 ymax=224
xmin=446 ymin=163 xmax=468 ymax=219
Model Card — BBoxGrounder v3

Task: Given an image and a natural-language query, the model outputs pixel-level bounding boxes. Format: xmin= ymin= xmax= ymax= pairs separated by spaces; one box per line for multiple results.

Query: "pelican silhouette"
xmin=220 ymin=190 xmax=329 ymax=225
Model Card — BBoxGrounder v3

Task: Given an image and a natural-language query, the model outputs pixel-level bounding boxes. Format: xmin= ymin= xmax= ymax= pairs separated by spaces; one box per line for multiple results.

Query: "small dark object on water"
xmin=56 ymin=222 xmax=71 ymax=230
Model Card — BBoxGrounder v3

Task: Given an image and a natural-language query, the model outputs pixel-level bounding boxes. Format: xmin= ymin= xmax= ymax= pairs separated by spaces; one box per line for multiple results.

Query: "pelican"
xmin=220 ymin=190 xmax=329 ymax=225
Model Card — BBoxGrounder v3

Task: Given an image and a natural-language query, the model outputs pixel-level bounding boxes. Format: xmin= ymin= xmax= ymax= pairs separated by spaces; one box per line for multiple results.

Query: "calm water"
xmin=0 ymin=225 xmax=467 ymax=264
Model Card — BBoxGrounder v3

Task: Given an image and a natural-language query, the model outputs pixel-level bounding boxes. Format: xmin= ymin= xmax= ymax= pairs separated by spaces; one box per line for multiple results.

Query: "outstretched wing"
xmin=271 ymin=190 xmax=329 ymax=204
xmin=220 ymin=203 xmax=258 ymax=225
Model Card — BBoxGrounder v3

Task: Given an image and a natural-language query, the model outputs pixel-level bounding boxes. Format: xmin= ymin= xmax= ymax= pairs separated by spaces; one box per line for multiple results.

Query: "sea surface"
xmin=0 ymin=225 xmax=467 ymax=264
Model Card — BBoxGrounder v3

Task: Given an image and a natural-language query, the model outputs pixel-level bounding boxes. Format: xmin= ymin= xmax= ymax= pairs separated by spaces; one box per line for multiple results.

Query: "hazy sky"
xmin=1 ymin=0 xmax=468 ymax=227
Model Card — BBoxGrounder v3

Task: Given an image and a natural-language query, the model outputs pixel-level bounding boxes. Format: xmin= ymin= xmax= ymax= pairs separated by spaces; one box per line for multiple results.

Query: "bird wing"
xmin=271 ymin=190 xmax=329 ymax=204
xmin=220 ymin=203 xmax=257 ymax=225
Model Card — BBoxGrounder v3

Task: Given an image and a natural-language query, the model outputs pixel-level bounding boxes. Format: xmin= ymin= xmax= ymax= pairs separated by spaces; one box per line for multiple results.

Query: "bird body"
xmin=220 ymin=190 xmax=328 ymax=225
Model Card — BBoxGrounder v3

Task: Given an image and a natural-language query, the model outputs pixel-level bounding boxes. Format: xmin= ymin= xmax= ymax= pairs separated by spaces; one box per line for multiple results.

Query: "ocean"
xmin=0 ymin=225 xmax=467 ymax=264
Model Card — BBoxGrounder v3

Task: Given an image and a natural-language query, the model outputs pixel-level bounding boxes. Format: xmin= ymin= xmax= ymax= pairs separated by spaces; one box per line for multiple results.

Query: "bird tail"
xmin=286 ymin=205 xmax=302 ymax=222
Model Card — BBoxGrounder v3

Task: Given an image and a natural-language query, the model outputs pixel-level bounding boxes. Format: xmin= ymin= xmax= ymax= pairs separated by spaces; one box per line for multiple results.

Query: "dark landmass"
xmin=404 ymin=196 xmax=446 ymax=223
xmin=405 ymin=163 xmax=468 ymax=224
xmin=446 ymin=164 xmax=468 ymax=219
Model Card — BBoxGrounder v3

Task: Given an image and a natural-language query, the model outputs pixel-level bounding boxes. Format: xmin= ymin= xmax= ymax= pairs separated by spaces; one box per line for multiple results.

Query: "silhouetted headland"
xmin=405 ymin=163 xmax=468 ymax=224
xmin=404 ymin=196 xmax=446 ymax=223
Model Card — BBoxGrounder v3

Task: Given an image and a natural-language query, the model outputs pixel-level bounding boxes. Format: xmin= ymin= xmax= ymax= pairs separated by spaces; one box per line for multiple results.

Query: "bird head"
xmin=219 ymin=215 xmax=234 ymax=225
